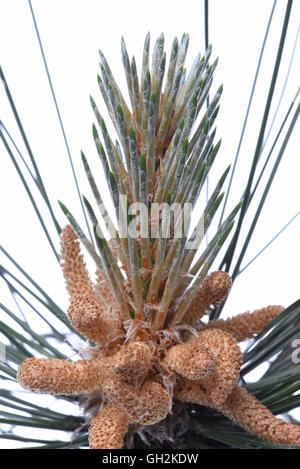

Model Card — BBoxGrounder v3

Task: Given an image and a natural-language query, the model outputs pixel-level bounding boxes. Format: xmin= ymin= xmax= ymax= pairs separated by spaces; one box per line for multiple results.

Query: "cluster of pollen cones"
xmin=17 ymin=226 xmax=300 ymax=448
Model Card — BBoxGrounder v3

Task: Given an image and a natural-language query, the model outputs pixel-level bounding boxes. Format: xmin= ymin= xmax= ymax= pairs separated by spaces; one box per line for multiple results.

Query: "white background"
xmin=0 ymin=0 xmax=300 ymax=448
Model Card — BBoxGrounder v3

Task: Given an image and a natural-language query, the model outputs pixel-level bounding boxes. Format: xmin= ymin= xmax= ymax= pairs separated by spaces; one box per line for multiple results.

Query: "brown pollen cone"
xmin=183 ymin=271 xmax=232 ymax=325
xmin=221 ymin=386 xmax=300 ymax=446
xmin=164 ymin=341 xmax=215 ymax=380
xmin=17 ymin=358 xmax=105 ymax=395
xmin=89 ymin=404 xmax=129 ymax=449
xmin=68 ymin=295 xmax=120 ymax=346
xmin=112 ymin=341 xmax=153 ymax=384
xmin=200 ymin=305 xmax=284 ymax=342
xmin=60 ymin=225 xmax=94 ymax=300
xmin=102 ymin=372 xmax=171 ymax=426
xmin=176 ymin=328 xmax=242 ymax=407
